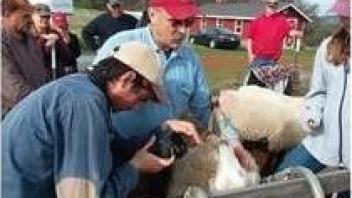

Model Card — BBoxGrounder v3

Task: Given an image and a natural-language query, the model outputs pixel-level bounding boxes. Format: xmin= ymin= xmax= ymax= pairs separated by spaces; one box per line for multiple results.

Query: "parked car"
xmin=190 ymin=27 xmax=240 ymax=49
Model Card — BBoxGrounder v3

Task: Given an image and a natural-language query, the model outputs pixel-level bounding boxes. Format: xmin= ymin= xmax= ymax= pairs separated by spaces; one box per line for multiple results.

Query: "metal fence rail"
xmin=210 ymin=169 xmax=350 ymax=198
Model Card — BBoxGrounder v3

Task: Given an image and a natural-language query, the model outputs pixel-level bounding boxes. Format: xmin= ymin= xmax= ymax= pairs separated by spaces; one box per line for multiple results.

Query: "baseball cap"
xmin=330 ymin=0 xmax=350 ymax=17
xmin=52 ymin=12 xmax=68 ymax=28
xmin=149 ymin=0 xmax=201 ymax=20
xmin=113 ymin=41 xmax=167 ymax=103
xmin=33 ymin=3 xmax=51 ymax=17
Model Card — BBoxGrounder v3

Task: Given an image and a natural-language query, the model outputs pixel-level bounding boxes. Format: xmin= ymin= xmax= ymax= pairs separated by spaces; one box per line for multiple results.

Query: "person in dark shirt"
xmin=51 ymin=12 xmax=81 ymax=76
xmin=31 ymin=3 xmax=75 ymax=79
xmin=82 ymin=0 xmax=137 ymax=51
xmin=2 ymin=0 xmax=49 ymax=117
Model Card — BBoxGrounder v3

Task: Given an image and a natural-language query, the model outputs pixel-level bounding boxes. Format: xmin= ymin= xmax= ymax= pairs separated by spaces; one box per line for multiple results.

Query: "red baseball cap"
xmin=330 ymin=0 xmax=350 ymax=17
xmin=149 ymin=0 xmax=201 ymax=20
xmin=52 ymin=12 xmax=68 ymax=28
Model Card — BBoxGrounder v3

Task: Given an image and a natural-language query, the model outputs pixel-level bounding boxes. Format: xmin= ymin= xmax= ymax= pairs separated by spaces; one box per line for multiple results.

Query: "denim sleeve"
xmin=54 ymin=100 xmax=138 ymax=198
xmin=300 ymin=42 xmax=327 ymax=129
xmin=189 ymin=53 xmax=211 ymax=127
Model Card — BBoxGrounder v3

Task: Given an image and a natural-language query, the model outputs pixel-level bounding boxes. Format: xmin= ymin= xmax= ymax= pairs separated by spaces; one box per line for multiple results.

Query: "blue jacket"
xmin=2 ymin=74 xmax=139 ymax=198
xmin=93 ymin=26 xmax=211 ymax=148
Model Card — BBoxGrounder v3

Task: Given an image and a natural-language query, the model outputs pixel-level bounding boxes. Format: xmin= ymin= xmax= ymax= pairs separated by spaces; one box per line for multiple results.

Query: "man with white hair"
xmin=93 ymin=0 xmax=211 ymax=158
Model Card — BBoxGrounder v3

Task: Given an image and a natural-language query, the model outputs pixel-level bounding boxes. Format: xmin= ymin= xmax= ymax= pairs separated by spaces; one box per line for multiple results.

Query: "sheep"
xmin=218 ymin=85 xmax=308 ymax=152
xmin=167 ymin=135 xmax=260 ymax=197
xmin=130 ymin=131 xmax=260 ymax=198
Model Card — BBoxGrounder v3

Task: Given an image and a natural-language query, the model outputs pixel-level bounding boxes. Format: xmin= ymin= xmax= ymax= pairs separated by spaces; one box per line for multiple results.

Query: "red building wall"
xmin=191 ymin=7 xmax=308 ymax=37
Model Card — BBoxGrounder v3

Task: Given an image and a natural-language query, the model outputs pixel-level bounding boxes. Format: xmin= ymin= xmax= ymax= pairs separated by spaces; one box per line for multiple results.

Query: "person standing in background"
xmin=2 ymin=0 xmax=49 ymax=118
xmin=31 ymin=3 xmax=75 ymax=79
xmin=245 ymin=0 xmax=302 ymax=93
xmin=51 ymin=12 xmax=81 ymax=75
xmin=82 ymin=0 xmax=137 ymax=52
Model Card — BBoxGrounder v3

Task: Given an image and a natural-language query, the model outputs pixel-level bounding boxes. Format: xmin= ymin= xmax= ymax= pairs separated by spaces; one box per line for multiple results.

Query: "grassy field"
xmin=192 ymin=45 xmax=316 ymax=94
xmin=72 ymin=8 xmax=316 ymax=94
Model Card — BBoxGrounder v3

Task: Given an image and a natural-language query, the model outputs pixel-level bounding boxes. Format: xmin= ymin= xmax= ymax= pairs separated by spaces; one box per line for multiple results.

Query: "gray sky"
xmin=307 ymin=0 xmax=334 ymax=15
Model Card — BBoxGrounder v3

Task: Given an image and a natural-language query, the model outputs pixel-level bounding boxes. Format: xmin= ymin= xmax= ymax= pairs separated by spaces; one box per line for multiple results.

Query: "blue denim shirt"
xmin=93 ymin=26 xmax=211 ymax=146
xmin=2 ymin=74 xmax=139 ymax=198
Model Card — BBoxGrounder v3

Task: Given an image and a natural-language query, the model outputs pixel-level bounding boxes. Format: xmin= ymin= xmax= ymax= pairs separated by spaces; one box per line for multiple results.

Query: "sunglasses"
xmin=169 ymin=18 xmax=195 ymax=28
xmin=40 ymin=15 xmax=51 ymax=20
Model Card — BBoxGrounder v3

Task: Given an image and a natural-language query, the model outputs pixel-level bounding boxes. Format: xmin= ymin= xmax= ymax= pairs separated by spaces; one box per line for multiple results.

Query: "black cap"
xmin=33 ymin=3 xmax=51 ymax=17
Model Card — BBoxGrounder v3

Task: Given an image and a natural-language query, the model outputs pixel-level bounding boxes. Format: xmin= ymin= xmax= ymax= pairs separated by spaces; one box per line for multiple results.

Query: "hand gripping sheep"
xmin=165 ymin=111 xmax=260 ymax=198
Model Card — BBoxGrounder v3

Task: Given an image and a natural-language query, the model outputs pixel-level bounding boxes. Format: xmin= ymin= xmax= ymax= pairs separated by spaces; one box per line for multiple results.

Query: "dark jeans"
xmin=275 ymin=144 xmax=325 ymax=173
xmin=275 ymin=144 xmax=350 ymax=197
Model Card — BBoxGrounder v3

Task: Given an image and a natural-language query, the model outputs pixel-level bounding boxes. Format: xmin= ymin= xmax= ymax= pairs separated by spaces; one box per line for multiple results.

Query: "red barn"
xmin=190 ymin=0 xmax=312 ymax=51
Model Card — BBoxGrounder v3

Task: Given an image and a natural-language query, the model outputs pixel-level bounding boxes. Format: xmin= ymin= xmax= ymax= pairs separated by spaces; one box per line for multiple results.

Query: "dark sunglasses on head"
xmin=169 ymin=18 xmax=195 ymax=28
xmin=40 ymin=15 xmax=51 ymax=19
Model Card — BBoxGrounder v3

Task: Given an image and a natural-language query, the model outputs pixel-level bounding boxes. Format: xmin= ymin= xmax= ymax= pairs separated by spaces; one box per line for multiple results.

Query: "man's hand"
xmin=41 ymin=33 xmax=59 ymax=47
xmin=129 ymin=136 xmax=175 ymax=174
xmin=163 ymin=120 xmax=202 ymax=145
xmin=307 ymin=119 xmax=320 ymax=129
xmin=248 ymin=53 xmax=255 ymax=63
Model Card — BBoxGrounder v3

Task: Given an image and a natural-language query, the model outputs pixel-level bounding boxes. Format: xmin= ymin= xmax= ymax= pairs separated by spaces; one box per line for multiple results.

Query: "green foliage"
xmin=304 ymin=18 xmax=339 ymax=47
xmin=74 ymin=0 xmax=105 ymax=9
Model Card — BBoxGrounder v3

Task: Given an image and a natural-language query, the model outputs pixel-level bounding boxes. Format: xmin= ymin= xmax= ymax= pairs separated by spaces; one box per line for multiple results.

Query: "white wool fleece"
xmin=219 ymin=86 xmax=309 ymax=151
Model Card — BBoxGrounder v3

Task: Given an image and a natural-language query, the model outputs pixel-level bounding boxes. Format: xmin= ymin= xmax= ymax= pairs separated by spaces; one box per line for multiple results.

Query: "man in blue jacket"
xmin=2 ymin=41 xmax=201 ymax=198
xmin=93 ymin=0 xmax=211 ymax=153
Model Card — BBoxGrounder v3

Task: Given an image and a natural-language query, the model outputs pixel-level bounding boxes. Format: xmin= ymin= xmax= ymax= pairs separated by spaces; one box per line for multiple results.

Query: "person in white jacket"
xmin=275 ymin=0 xmax=350 ymax=196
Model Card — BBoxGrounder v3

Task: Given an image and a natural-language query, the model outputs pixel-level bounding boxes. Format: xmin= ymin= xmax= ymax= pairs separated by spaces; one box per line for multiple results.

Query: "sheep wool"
xmin=219 ymin=85 xmax=308 ymax=151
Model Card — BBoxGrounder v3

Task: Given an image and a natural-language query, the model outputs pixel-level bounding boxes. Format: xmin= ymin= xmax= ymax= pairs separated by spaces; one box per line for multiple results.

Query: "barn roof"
xmin=200 ymin=2 xmax=312 ymax=22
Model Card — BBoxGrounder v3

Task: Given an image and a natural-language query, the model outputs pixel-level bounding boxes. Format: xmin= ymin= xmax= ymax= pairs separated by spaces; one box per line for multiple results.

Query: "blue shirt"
xmin=2 ymin=74 xmax=139 ymax=198
xmin=93 ymin=26 xmax=211 ymax=146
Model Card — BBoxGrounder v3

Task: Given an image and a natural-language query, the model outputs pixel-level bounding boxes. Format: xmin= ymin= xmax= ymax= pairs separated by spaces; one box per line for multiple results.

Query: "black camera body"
xmin=149 ymin=132 xmax=188 ymax=159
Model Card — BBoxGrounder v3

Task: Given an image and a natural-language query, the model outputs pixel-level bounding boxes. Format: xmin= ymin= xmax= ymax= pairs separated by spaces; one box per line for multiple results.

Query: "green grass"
xmin=191 ymin=45 xmax=316 ymax=91
xmin=70 ymin=8 xmax=103 ymax=51
xmin=72 ymin=8 xmax=317 ymax=93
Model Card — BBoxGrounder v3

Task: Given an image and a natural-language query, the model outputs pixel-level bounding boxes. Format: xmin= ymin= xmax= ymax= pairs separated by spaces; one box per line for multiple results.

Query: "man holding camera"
xmin=2 ymin=42 xmax=200 ymax=198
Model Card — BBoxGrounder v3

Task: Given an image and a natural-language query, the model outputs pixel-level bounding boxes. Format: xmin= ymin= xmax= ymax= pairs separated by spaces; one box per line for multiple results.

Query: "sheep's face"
xmin=209 ymin=139 xmax=260 ymax=194
xmin=168 ymin=135 xmax=260 ymax=197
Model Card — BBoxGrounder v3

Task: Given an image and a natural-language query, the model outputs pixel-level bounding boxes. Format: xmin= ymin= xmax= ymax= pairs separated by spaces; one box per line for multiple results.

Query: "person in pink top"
xmin=245 ymin=0 xmax=302 ymax=93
